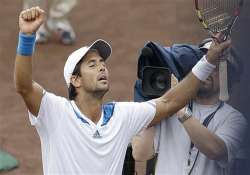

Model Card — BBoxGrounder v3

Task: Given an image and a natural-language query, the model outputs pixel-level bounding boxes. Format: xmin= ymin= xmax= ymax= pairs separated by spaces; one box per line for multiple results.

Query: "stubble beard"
xmin=197 ymin=78 xmax=219 ymax=99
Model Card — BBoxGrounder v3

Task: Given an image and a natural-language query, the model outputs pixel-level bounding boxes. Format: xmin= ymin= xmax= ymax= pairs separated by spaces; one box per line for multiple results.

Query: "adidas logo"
xmin=93 ymin=130 xmax=102 ymax=139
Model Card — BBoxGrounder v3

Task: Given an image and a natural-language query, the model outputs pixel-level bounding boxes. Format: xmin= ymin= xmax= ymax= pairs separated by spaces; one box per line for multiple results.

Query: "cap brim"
xmin=89 ymin=39 xmax=112 ymax=60
xmin=200 ymin=41 xmax=212 ymax=50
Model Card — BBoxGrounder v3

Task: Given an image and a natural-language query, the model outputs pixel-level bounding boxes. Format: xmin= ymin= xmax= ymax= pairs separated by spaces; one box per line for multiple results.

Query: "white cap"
xmin=199 ymin=38 xmax=213 ymax=51
xmin=64 ymin=39 xmax=112 ymax=87
xmin=200 ymin=41 xmax=212 ymax=50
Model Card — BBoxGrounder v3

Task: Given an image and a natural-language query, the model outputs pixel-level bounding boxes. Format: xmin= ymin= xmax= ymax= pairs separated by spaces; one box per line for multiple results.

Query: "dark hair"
xmin=68 ymin=59 xmax=84 ymax=100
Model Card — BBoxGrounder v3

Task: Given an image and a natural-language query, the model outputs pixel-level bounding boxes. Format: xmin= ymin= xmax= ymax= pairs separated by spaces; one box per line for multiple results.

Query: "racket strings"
xmin=198 ymin=0 xmax=241 ymax=33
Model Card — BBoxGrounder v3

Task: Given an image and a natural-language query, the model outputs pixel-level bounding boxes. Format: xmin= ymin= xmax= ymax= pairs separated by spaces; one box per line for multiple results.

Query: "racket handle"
xmin=219 ymin=60 xmax=229 ymax=101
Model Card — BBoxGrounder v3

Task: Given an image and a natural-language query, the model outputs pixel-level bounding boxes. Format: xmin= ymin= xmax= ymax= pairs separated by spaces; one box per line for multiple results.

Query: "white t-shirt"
xmin=154 ymin=101 xmax=247 ymax=175
xmin=28 ymin=91 xmax=156 ymax=175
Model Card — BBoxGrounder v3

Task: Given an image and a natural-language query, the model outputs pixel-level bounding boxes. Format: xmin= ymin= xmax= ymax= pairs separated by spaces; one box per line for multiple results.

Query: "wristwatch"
xmin=178 ymin=107 xmax=192 ymax=123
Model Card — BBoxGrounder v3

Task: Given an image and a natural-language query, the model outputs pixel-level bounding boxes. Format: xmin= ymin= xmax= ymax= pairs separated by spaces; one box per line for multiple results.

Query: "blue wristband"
xmin=17 ymin=32 xmax=36 ymax=56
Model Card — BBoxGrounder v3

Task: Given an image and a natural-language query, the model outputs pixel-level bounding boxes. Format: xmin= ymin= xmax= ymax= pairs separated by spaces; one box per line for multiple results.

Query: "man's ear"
xmin=70 ymin=75 xmax=81 ymax=88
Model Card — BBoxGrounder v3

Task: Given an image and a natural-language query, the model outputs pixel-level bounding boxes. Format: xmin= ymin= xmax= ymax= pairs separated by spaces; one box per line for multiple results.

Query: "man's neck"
xmin=74 ymin=93 xmax=104 ymax=124
xmin=195 ymin=93 xmax=220 ymax=105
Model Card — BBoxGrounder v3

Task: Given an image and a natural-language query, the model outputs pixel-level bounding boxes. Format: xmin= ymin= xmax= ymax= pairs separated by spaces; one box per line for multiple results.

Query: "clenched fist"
xmin=19 ymin=6 xmax=45 ymax=35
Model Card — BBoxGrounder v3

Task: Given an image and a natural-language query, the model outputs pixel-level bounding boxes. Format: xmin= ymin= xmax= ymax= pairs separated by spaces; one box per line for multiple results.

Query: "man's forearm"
xmin=132 ymin=127 xmax=155 ymax=161
xmin=158 ymin=55 xmax=216 ymax=116
xmin=14 ymin=54 xmax=33 ymax=94
xmin=182 ymin=117 xmax=227 ymax=160
xmin=151 ymin=72 xmax=201 ymax=125
xmin=15 ymin=30 xmax=36 ymax=93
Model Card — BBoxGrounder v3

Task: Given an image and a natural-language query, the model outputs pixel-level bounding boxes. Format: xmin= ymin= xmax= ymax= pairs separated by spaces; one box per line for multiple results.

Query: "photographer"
xmin=132 ymin=40 xmax=248 ymax=175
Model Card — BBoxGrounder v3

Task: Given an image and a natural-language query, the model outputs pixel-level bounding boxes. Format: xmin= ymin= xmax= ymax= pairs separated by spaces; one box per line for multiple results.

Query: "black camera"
xmin=136 ymin=42 xmax=206 ymax=99
xmin=142 ymin=66 xmax=171 ymax=98
xmin=138 ymin=45 xmax=172 ymax=98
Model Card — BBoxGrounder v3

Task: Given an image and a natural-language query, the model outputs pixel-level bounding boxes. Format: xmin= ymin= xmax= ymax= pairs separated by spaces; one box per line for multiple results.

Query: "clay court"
xmin=0 ymin=0 xmax=249 ymax=174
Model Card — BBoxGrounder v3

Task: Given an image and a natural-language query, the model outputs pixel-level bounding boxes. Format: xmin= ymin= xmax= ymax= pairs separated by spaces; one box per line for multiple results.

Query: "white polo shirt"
xmin=28 ymin=92 xmax=155 ymax=175
xmin=154 ymin=102 xmax=247 ymax=175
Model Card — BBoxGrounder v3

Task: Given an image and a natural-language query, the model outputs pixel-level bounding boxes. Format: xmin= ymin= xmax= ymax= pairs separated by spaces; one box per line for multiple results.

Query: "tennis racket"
xmin=195 ymin=0 xmax=244 ymax=101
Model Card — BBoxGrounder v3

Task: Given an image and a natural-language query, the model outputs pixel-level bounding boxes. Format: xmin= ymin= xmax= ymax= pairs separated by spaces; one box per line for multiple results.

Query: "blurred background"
xmin=0 ymin=0 xmax=249 ymax=174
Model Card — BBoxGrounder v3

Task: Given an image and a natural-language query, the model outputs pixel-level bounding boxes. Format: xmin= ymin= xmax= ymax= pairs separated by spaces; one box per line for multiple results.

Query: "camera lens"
xmin=142 ymin=66 xmax=171 ymax=98
xmin=150 ymin=72 xmax=168 ymax=91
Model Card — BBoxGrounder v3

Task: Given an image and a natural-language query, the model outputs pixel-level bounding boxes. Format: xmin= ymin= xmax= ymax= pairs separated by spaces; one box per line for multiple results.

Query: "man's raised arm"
xmin=14 ymin=7 xmax=45 ymax=116
xmin=150 ymin=39 xmax=231 ymax=126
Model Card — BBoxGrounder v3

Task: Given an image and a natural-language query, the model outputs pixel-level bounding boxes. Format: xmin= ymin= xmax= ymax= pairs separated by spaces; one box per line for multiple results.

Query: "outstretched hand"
xmin=19 ymin=6 xmax=45 ymax=35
